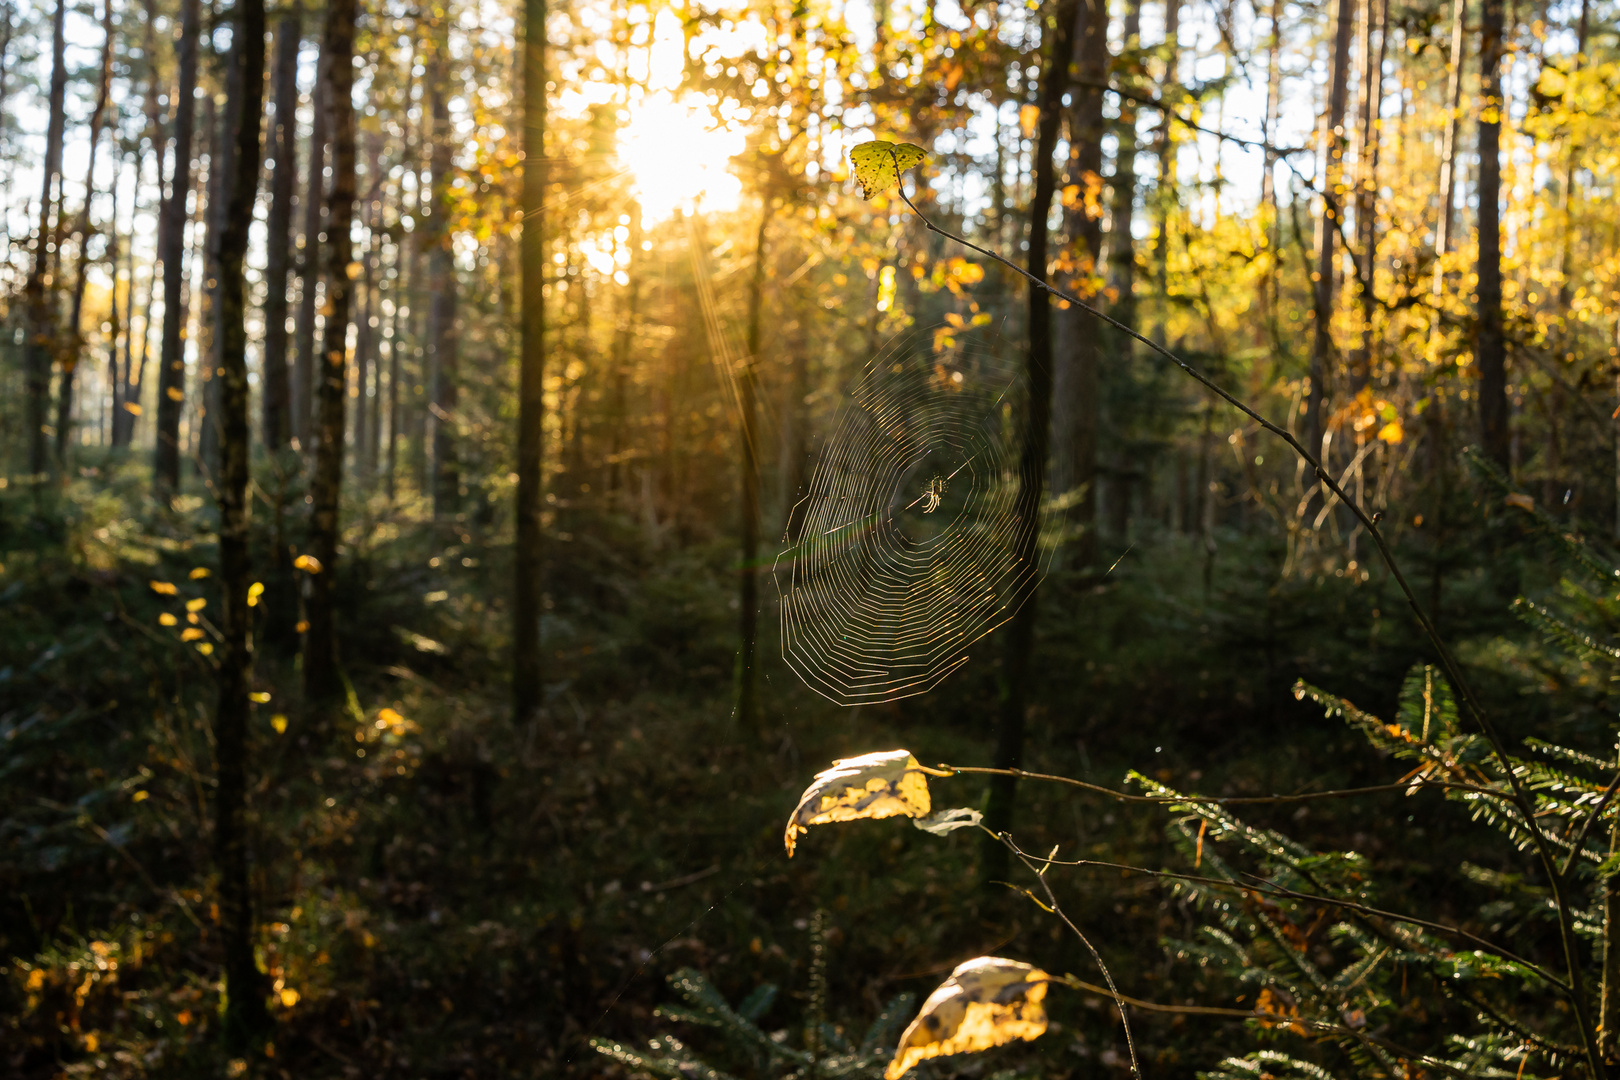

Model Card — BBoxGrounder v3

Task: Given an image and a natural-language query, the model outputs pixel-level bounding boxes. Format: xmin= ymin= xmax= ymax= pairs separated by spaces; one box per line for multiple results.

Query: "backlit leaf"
xmin=150 ymin=581 xmax=178 ymax=595
xmin=912 ymin=807 xmax=982 ymax=835
xmin=784 ymin=750 xmax=931 ymax=856
xmin=886 ymin=957 xmax=1050 ymax=1079
xmin=849 ymin=141 xmax=929 ymax=199
xmin=294 ymin=554 xmax=323 ymax=573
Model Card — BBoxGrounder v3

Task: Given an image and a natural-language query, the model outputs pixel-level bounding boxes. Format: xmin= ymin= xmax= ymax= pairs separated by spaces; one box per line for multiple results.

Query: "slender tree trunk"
xmin=295 ymin=42 xmax=331 ymax=449
xmin=116 ymin=0 xmax=169 ymax=450
xmin=606 ymin=202 xmax=640 ymax=498
xmin=1476 ymin=0 xmax=1509 ymax=470
xmin=211 ymin=0 xmax=268 ymax=1047
xmin=1555 ymin=0 xmax=1589 ymax=311
xmin=737 ymin=205 xmax=767 ymax=734
xmin=1348 ymin=0 xmax=1386 ymax=392
xmin=154 ymin=0 xmax=202 ymax=497
xmin=984 ymin=0 xmax=1073 ymax=881
xmin=24 ymin=0 xmax=67 ymax=480
xmin=1107 ymin=0 xmax=1140 ymax=340
xmin=1429 ymin=0 xmax=1467 ymax=324
xmin=1150 ymin=0 xmax=1180 ymax=349
xmin=58 ymin=0 xmax=115 ymax=468
xmin=1054 ymin=0 xmax=1108 ymax=567
xmin=261 ymin=9 xmax=299 ymax=451
xmin=303 ymin=0 xmax=358 ymax=707
xmin=427 ymin=24 xmax=460 ymax=518
xmin=201 ymin=42 xmax=245 ymax=485
xmin=513 ymin=0 xmax=548 ymax=725
xmin=1307 ymin=0 xmax=1357 ymax=458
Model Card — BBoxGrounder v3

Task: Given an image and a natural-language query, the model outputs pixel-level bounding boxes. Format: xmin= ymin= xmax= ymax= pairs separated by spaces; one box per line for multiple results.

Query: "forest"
xmin=3 ymin=0 xmax=1620 ymax=1073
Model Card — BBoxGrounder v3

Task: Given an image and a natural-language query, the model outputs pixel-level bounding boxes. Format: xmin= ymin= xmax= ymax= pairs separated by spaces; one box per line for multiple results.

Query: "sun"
xmin=619 ymin=92 xmax=746 ymax=223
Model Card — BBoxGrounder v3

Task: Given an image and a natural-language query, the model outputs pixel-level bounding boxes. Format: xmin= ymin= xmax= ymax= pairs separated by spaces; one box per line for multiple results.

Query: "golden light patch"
xmin=886 ymin=957 xmax=1050 ymax=1080
xmin=784 ymin=750 xmax=931 ymax=856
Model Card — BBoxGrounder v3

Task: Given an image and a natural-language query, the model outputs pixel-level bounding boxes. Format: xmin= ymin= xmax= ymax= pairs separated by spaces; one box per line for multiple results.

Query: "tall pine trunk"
xmin=984 ymin=0 xmax=1073 ymax=881
xmin=295 ymin=43 xmax=331 ymax=449
xmin=1348 ymin=0 xmax=1386 ymax=392
xmin=1306 ymin=0 xmax=1357 ymax=457
xmin=303 ymin=0 xmax=358 ymax=707
xmin=154 ymin=0 xmax=202 ymax=497
xmin=201 ymin=39 xmax=246 ymax=484
xmin=427 ymin=20 xmax=460 ymax=518
xmin=211 ymin=0 xmax=268 ymax=1046
xmin=513 ymin=0 xmax=548 ymax=724
xmin=1107 ymin=0 xmax=1140 ymax=339
xmin=261 ymin=10 xmax=299 ymax=451
xmin=24 ymin=0 xmax=67 ymax=480
xmin=1475 ymin=0 xmax=1508 ymax=469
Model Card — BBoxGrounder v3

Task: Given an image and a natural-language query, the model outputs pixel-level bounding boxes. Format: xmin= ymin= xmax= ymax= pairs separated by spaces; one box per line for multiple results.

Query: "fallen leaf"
xmin=785 ymin=750 xmax=931 ymax=856
xmin=887 ymin=957 xmax=1050 ymax=1079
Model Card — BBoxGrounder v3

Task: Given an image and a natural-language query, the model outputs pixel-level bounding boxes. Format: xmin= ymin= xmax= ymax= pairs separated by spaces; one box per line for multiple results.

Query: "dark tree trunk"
xmin=1306 ymin=0 xmax=1357 ymax=458
xmin=1106 ymin=0 xmax=1140 ymax=338
xmin=1150 ymin=0 xmax=1180 ymax=350
xmin=1348 ymin=0 xmax=1386 ymax=392
xmin=294 ymin=42 xmax=331 ymax=449
xmin=1053 ymin=0 xmax=1108 ymax=567
xmin=513 ymin=0 xmax=547 ymax=725
xmin=24 ymin=0 xmax=67 ymax=480
xmin=261 ymin=9 xmax=299 ymax=451
xmin=737 ymin=206 xmax=767 ymax=734
xmin=984 ymin=0 xmax=1073 ymax=881
xmin=210 ymin=0 xmax=268 ymax=1048
xmin=58 ymin=0 xmax=115 ymax=468
xmin=428 ymin=26 xmax=460 ymax=518
xmin=201 ymin=42 xmax=245 ymax=485
xmin=154 ymin=0 xmax=202 ymax=497
xmin=1476 ymin=0 xmax=1509 ymax=470
xmin=303 ymin=0 xmax=358 ymax=707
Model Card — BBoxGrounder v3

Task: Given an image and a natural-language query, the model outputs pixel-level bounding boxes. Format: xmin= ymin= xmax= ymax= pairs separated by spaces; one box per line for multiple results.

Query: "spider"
xmin=920 ymin=476 xmax=947 ymax=513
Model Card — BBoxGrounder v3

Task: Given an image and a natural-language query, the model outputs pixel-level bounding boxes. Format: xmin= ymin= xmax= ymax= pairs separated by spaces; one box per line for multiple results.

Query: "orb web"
xmin=773 ymin=325 xmax=1049 ymax=706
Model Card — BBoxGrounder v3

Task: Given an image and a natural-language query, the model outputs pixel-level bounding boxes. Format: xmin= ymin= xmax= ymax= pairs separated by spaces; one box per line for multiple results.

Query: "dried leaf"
xmin=293 ymin=554 xmax=323 ymax=573
xmin=912 ymin=807 xmax=982 ymax=835
xmin=886 ymin=957 xmax=1050 ymax=1080
xmin=849 ymin=141 xmax=928 ymax=199
xmin=784 ymin=750 xmax=931 ymax=856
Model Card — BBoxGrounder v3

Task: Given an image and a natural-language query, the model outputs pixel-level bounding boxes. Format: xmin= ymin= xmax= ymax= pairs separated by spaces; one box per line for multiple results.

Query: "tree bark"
xmin=261 ymin=9 xmax=299 ymax=451
xmin=1150 ymin=0 xmax=1180 ymax=349
xmin=303 ymin=0 xmax=358 ymax=707
xmin=737 ymin=206 xmax=767 ymax=734
xmin=24 ymin=0 xmax=67 ymax=480
xmin=57 ymin=0 xmax=115 ymax=468
xmin=295 ymin=41 xmax=331 ymax=449
xmin=1348 ymin=0 xmax=1386 ymax=392
xmin=1476 ymin=0 xmax=1509 ymax=471
xmin=1107 ymin=0 xmax=1140 ymax=339
xmin=211 ymin=0 xmax=269 ymax=1047
xmin=154 ymin=0 xmax=202 ymax=497
xmin=1306 ymin=0 xmax=1357 ymax=458
xmin=200 ymin=40 xmax=246 ymax=485
xmin=513 ymin=0 xmax=547 ymax=725
xmin=984 ymin=0 xmax=1073 ymax=882
xmin=427 ymin=21 xmax=460 ymax=518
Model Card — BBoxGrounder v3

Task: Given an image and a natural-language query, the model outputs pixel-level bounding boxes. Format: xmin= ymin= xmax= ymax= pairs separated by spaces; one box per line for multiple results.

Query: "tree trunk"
xmin=261 ymin=9 xmax=299 ymax=451
xmin=513 ymin=0 xmax=548 ymax=725
xmin=1348 ymin=0 xmax=1386 ymax=392
xmin=1554 ymin=0 xmax=1589 ymax=311
xmin=1306 ymin=0 xmax=1357 ymax=458
xmin=1432 ymin=0 xmax=1467 ymax=274
xmin=1053 ymin=0 xmax=1108 ymax=568
xmin=57 ymin=0 xmax=115 ymax=468
xmin=200 ymin=41 xmax=245 ymax=485
xmin=354 ymin=133 xmax=383 ymax=486
xmin=427 ymin=23 xmax=460 ymax=518
xmin=606 ymin=203 xmax=640 ymax=499
xmin=1476 ymin=0 xmax=1509 ymax=471
xmin=154 ymin=0 xmax=202 ymax=497
xmin=303 ymin=0 xmax=358 ymax=707
xmin=210 ymin=0 xmax=269 ymax=1047
xmin=24 ymin=0 xmax=67 ymax=480
xmin=984 ymin=0 xmax=1073 ymax=881
xmin=295 ymin=42 xmax=331 ymax=449
xmin=1150 ymin=0 xmax=1180 ymax=349
xmin=737 ymin=206 xmax=767 ymax=734
xmin=1107 ymin=0 xmax=1140 ymax=339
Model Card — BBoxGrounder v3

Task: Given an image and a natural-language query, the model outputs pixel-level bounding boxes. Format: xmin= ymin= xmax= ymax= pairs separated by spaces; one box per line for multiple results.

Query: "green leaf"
xmin=849 ymin=140 xmax=929 ymax=198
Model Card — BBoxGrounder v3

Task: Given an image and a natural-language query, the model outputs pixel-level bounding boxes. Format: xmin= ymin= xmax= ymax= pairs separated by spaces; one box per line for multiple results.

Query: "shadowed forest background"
xmin=5 ymin=0 xmax=1620 ymax=1073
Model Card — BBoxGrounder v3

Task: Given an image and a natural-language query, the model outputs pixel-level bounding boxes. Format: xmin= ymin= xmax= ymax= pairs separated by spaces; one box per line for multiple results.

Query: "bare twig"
xmin=930 ymin=763 xmax=1504 ymax=805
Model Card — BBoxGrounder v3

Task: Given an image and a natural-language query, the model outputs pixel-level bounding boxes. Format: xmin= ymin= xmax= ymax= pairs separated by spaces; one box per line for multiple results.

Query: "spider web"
xmin=773 ymin=325 xmax=1050 ymax=706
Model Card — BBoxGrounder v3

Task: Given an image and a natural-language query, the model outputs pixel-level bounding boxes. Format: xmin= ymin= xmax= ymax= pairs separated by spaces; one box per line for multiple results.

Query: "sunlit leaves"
xmin=849 ymin=141 xmax=928 ymax=199
xmin=294 ymin=554 xmax=323 ymax=574
xmin=149 ymin=581 xmax=178 ymax=596
xmin=784 ymin=750 xmax=932 ymax=856
xmin=886 ymin=957 xmax=1050 ymax=1079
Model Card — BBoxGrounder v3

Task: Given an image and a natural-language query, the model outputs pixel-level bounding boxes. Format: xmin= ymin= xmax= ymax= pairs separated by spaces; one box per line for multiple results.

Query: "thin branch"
xmin=1073 ymin=77 xmax=1310 ymax=157
xmin=1559 ymin=766 xmax=1620 ymax=877
xmin=935 ymin=763 xmax=1504 ymax=804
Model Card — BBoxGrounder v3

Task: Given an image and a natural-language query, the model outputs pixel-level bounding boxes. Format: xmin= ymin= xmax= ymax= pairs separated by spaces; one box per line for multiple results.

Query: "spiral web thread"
xmin=774 ymin=326 xmax=1050 ymax=706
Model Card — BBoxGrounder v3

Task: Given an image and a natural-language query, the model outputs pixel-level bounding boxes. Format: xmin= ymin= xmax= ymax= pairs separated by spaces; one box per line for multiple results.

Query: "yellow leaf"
xmin=181 ymin=628 xmax=205 ymax=641
xmin=122 ymin=402 xmax=143 ymax=416
xmin=1376 ymin=420 xmax=1403 ymax=444
xmin=189 ymin=567 xmax=210 ymax=579
xmin=1019 ymin=103 xmax=1041 ymax=137
xmin=196 ymin=642 xmax=214 ymax=656
xmin=849 ymin=141 xmax=929 ymax=199
xmin=784 ymin=750 xmax=932 ymax=856
xmin=251 ymin=691 xmax=271 ymax=703
xmin=887 ymin=957 xmax=1050 ymax=1079
xmin=294 ymin=554 xmax=323 ymax=573
xmin=346 ymin=261 xmax=365 ymax=280
xmin=150 ymin=581 xmax=178 ymax=595
xmin=166 ymin=387 xmax=184 ymax=402
xmin=1505 ymin=492 xmax=1534 ymax=511
xmin=132 ymin=790 xmax=150 ymax=803
xmin=279 ymin=987 xmax=300 ymax=1008
xmin=271 ymin=714 xmax=289 ymax=734
xmin=296 ymin=620 xmax=309 ymax=634
xmin=159 ymin=613 xmax=178 ymax=626
xmin=84 ymin=1033 xmax=99 ymax=1053
xmin=247 ymin=582 xmax=264 ymax=607
xmin=186 ymin=597 xmax=207 ymax=612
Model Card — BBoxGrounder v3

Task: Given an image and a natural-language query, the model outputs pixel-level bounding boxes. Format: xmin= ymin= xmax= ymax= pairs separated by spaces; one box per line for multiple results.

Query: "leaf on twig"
xmin=784 ymin=750 xmax=932 ymax=856
xmin=886 ymin=957 xmax=1050 ymax=1079
xmin=849 ymin=141 xmax=928 ymax=198
xmin=912 ymin=807 xmax=982 ymax=835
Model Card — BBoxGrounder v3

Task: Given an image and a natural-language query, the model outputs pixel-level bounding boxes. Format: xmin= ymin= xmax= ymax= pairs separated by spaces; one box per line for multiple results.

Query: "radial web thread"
xmin=773 ymin=326 xmax=1051 ymax=706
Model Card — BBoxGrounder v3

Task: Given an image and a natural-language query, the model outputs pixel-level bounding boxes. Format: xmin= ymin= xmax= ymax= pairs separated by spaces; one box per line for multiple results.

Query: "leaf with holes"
xmin=784 ymin=750 xmax=932 ymax=856
xmin=886 ymin=957 xmax=1050 ymax=1080
xmin=849 ymin=141 xmax=928 ymax=198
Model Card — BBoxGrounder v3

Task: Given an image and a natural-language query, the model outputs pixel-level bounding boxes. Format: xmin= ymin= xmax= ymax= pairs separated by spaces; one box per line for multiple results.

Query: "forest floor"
xmin=0 ymin=462 xmax=1554 ymax=1079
